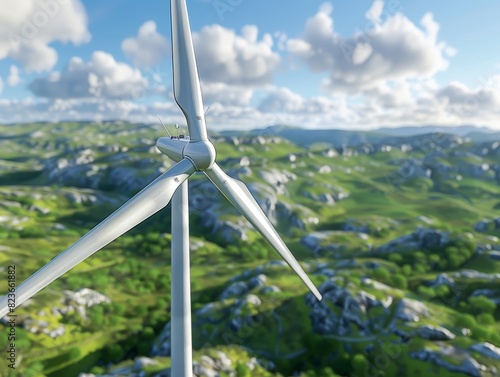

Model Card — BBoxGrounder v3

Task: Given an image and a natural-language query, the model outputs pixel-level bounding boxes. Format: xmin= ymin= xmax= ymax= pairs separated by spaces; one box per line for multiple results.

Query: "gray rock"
xmin=474 ymin=220 xmax=490 ymax=232
xmin=306 ymin=278 xmax=390 ymax=337
xmin=411 ymin=347 xmax=486 ymax=377
xmin=417 ymin=215 xmax=433 ymax=224
xmin=193 ymin=362 xmax=217 ymax=377
xmin=220 ymin=282 xmax=248 ymax=300
xmin=260 ymin=285 xmax=281 ymax=294
xmin=361 ymin=278 xmax=392 ymax=291
xmin=378 ymin=228 xmax=450 ymax=253
xmin=29 ymin=205 xmax=50 ymax=214
xmin=63 ymin=288 xmax=111 ymax=307
xmin=416 ymin=325 xmax=455 ymax=341
xmin=397 ymin=298 xmax=429 ymax=323
xmin=489 ymin=251 xmax=500 ymax=261
xmin=133 ymin=357 xmax=158 ymax=371
xmin=247 ymin=274 xmax=267 ymax=290
xmin=343 ymin=219 xmax=369 ymax=233
xmin=65 ymin=192 xmax=98 ymax=204
xmin=53 ymin=223 xmax=67 ymax=231
xmin=258 ymin=169 xmax=296 ymax=195
xmin=264 ymin=260 xmax=287 ymax=269
xmin=471 ymin=342 xmax=500 ymax=360
xmin=300 ymin=231 xmax=336 ymax=250
xmin=45 ymin=325 xmax=66 ymax=339
xmin=452 ymin=269 xmax=500 ymax=280
xmin=302 ymin=188 xmax=347 ymax=205
xmin=323 ymin=148 xmax=338 ymax=158
xmin=426 ymin=273 xmax=455 ymax=288
xmin=239 ymin=294 xmax=262 ymax=307
xmin=151 ymin=322 xmax=171 ymax=357
xmin=214 ymin=351 xmax=232 ymax=370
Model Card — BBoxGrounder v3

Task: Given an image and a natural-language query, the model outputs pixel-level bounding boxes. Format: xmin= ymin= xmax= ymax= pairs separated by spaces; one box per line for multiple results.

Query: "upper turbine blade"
xmin=0 ymin=159 xmax=196 ymax=318
xmin=171 ymin=0 xmax=208 ymax=141
xmin=204 ymin=163 xmax=323 ymax=301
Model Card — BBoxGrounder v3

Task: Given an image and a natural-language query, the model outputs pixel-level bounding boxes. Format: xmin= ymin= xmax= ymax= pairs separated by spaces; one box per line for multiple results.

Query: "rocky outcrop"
xmin=388 ymin=158 xmax=432 ymax=180
xmin=377 ymin=228 xmax=450 ymax=253
xmin=474 ymin=218 xmax=500 ymax=233
xmin=471 ymin=342 xmax=500 ymax=360
xmin=301 ymin=184 xmax=349 ymax=206
xmin=258 ymin=169 xmax=296 ymax=196
xmin=411 ymin=347 xmax=487 ymax=377
xmin=416 ymin=325 xmax=455 ymax=341
xmin=152 ymin=266 xmax=279 ymax=357
xmin=451 ymin=270 xmax=500 ymax=281
xmin=396 ymin=298 xmax=429 ymax=323
xmin=306 ymin=278 xmax=391 ymax=337
xmin=63 ymin=288 xmax=111 ymax=307
xmin=220 ymin=281 xmax=249 ymax=300
xmin=425 ymin=273 xmax=455 ymax=288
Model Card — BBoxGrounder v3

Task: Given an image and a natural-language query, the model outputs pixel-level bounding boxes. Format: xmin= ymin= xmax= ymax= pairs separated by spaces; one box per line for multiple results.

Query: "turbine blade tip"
xmin=315 ymin=292 xmax=323 ymax=301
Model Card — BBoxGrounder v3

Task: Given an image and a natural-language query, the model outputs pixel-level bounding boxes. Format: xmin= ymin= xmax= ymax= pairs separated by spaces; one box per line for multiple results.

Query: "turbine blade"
xmin=171 ymin=0 xmax=208 ymax=141
xmin=204 ymin=163 xmax=322 ymax=301
xmin=0 ymin=159 xmax=196 ymax=318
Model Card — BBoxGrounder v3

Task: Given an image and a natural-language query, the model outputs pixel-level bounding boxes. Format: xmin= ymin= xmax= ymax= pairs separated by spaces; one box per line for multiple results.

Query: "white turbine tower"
xmin=0 ymin=0 xmax=322 ymax=375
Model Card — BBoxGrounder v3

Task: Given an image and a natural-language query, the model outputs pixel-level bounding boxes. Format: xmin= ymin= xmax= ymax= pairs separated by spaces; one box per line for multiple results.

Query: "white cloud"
xmin=257 ymin=87 xmax=357 ymax=126
xmin=7 ymin=65 xmax=22 ymax=87
xmin=0 ymin=0 xmax=90 ymax=72
xmin=365 ymin=0 xmax=384 ymax=23
xmin=201 ymin=82 xmax=254 ymax=107
xmin=192 ymin=24 xmax=280 ymax=86
xmin=2 ymin=75 xmax=500 ymax=130
xmin=28 ymin=51 xmax=149 ymax=99
xmin=287 ymin=1 xmax=452 ymax=93
xmin=121 ymin=21 xmax=169 ymax=68
xmin=438 ymin=80 xmax=500 ymax=116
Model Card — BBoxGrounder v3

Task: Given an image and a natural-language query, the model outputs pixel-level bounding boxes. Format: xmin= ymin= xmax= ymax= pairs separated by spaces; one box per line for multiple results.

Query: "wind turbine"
xmin=0 ymin=0 xmax=322 ymax=375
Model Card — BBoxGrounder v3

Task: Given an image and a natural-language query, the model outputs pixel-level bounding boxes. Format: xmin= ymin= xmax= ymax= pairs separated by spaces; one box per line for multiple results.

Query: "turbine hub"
xmin=183 ymin=140 xmax=216 ymax=171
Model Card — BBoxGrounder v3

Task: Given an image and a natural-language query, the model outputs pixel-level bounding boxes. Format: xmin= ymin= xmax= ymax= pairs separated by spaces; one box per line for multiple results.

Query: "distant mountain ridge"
xmin=375 ymin=125 xmax=495 ymax=136
xmin=219 ymin=124 xmax=498 ymax=147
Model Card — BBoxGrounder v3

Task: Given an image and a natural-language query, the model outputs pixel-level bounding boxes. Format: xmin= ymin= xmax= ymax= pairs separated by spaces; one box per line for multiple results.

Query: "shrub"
xmin=392 ymin=274 xmax=408 ymax=290
xmin=235 ymin=363 xmax=250 ymax=377
xmin=477 ymin=313 xmax=495 ymax=326
xmin=68 ymin=347 xmax=81 ymax=360
xmin=402 ymin=264 xmax=412 ymax=275
xmin=455 ymin=313 xmax=476 ymax=329
xmin=469 ymin=295 xmax=496 ymax=314
xmin=417 ymin=286 xmax=435 ymax=299
xmin=352 ymin=354 xmax=369 ymax=376
xmin=388 ymin=253 xmax=403 ymax=264
xmin=373 ymin=267 xmax=390 ymax=283
xmin=105 ymin=344 xmax=124 ymax=362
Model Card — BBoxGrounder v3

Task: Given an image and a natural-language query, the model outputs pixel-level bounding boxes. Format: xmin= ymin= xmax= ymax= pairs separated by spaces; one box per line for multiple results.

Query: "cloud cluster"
xmin=121 ymin=21 xmax=169 ymax=67
xmin=3 ymin=72 xmax=500 ymax=130
xmin=29 ymin=51 xmax=148 ymax=99
xmin=193 ymin=24 xmax=279 ymax=86
xmin=0 ymin=0 xmax=90 ymax=71
xmin=258 ymin=87 xmax=345 ymax=115
xmin=201 ymin=82 xmax=254 ymax=107
xmin=438 ymin=79 xmax=500 ymax=118
xmin=7 ymin=65 xmax=22 ymax=87
xmin=287 ymin=1 xmax=452 ymax=93
xmin=4 ymin=0 xmax=499 ymax=130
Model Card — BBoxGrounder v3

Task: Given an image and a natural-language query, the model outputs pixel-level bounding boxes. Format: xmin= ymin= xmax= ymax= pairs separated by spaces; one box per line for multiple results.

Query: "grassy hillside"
xmin=0 ymin=121 xmax=499 ymax=377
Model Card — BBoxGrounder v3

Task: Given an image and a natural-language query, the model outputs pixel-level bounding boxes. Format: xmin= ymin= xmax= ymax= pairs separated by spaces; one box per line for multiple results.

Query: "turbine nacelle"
xmin=157 ymin=137 xmax=216 ymax=171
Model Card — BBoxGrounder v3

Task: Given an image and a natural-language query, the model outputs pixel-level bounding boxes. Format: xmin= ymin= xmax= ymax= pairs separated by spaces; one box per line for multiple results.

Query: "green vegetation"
xmin=0 ymin=122 xmax=499 ymax=376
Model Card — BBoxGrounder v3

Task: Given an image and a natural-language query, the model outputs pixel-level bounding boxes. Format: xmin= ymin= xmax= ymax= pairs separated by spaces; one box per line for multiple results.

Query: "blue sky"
xmin=0 ymin=0 xmax=499 ymax=129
